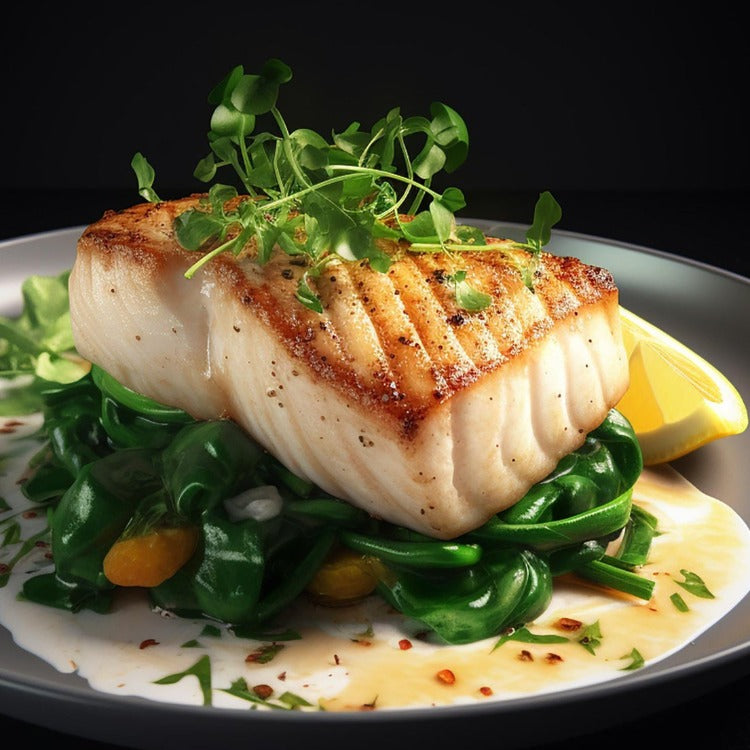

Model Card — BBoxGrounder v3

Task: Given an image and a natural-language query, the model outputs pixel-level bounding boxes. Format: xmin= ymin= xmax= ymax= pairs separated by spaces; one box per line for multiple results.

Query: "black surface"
xmin=1 ymin=4 xmax=748 ymax=195
xmin=1 ymin=187 xmax=749 ymax=749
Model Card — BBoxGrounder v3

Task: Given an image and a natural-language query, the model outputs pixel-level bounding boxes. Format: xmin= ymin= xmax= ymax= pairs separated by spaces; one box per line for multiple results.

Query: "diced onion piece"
xmin=224 ymin=485 xmax=283 ymax=523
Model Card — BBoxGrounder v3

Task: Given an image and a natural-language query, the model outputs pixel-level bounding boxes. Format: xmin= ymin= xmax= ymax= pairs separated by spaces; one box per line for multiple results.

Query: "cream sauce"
xmin=2 ymin=413 xmax=750 ymax=712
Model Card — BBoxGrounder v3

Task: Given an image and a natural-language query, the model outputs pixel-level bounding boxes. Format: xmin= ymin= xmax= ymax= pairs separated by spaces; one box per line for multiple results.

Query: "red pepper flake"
xmin=44 ymin=551 xmax=54 ymax=560
xmin=139 ymin=639 xmax=159 ymax=649
xmin=545 ymin=653 xmax=564 ymax=664
xmin=22 ymin=510 xmax=38 ymax=519
xmin=334 ymin=653 xmax=341 ymax=665
xmin=518 ymin=650 xmax=534 ymax=662
xmin=0 ymin=563 xmax=9 ymax=575
xmin=554 ymin=617 xmax=583 ymax=632
xmin=252 ymin=684 xmax=273 ymax=700
xmin=34 ymin=540 xmax=49 ymax=548
xmin=436 ymin=669 xmax=456 ymax=685
xmin=398 ymin=639 xmax=413 ymax=650
xmin=3 ymin=420 xmax=24 ymax=427
xmin=277 ymin=671 xmax=287 ymax=681
xmin=479 ymin=686 xmax=493 ymax=696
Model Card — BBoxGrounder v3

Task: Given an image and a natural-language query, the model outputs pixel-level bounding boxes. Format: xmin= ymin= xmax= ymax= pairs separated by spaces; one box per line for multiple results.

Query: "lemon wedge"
xmin=616 ymin=306 xmax=748 ymax=465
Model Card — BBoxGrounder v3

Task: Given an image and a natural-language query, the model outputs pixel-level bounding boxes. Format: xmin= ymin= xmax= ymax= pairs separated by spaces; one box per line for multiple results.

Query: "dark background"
xmin=1 ymin=3 xmax=748 ymax=276
xmin=2 ymin=4 xmax=750 ymax=750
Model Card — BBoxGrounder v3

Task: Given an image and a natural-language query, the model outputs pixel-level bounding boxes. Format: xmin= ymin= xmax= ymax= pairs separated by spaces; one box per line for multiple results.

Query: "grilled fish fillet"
xmin=69 ymin=196 xmax=629 ymax=539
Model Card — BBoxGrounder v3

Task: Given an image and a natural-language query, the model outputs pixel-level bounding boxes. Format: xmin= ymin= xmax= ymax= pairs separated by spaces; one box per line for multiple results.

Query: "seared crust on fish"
xmin=69 ymin=195 xmax=629 ymax=538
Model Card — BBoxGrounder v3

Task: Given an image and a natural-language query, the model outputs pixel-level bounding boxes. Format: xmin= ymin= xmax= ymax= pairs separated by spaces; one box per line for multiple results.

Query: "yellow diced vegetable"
xmin=306 ymin=546 xmax=381 ymax=606
xmin=103 ymin=526 xmax=199 ymax=588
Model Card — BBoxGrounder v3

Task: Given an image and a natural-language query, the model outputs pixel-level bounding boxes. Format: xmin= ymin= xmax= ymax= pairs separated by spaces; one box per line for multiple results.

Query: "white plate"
xmin=1 ymin=224 xmax=750 ymax=750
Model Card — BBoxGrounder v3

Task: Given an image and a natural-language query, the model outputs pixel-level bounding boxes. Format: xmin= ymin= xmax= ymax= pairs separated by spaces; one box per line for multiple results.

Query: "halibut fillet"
xmin=69 ymin=196 xmax=630 ymax=539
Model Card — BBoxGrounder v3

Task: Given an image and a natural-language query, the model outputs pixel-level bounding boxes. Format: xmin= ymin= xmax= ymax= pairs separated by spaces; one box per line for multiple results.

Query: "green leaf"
xmin=2 ymin=521 xmax=21 ymax=547
xmin=1 ymin=270 xmax=82 ymax=391
xmin=209 ymin=103 xmax=255 ymax=139
xmin=577 ymin=620 xmax=602 ymax=655
xmin=399 ymin=212 xmax=439 ymax=243
xmin=131 ymin=152 xmax=160 ymax=203
xmin=365 ymin=245 xmax=392 ymax=273
xmin=193 ymin=153 xmax=217 ymax=183
xmin=455 ymin=224 xmax=486 ymax=245
xmin=526 ymin=191 xmax=562 ymax=252
xmin=369 ymin=108 xmax=402 ymax=173
xmin=35 ymin=353 xmax=88 ymax=384
xmin=439 ymin=187 xmax=466 ymax=213
xmin=246 ymin=136 xmax=279 ymax=188
xmin=449 ymin=270 xmax=492 ymax=312
xmin=370 ymin=182 xmax=398 ymax=217
xmin=491 ymin=625 xmax=569 ymax=651
xmin=429 ymin=199 xmax=454 ymax=243
xmin=670 ymin=592 xmax=690 ymax=612
xmin=332 ymin=121 xmax=369 ymax=156
xmin=207 ymin=65 xmax=245 ymax=106
xmin=619 ymin=647 xmax=645 ymax=670
xmin=429 ymin=102 xmax=469 ymax=172
xmin=296 ymin=274 xmax=323 ymax=313
xmin=260 ymin=57 xmax=293 ymax=86
xmin=174 ymin=209 xmax=226 ymax=251
xmin=278 ymin=691 xmax=313 ymax=709
xmin=230 ymin=59 xmax=292 ymax=116
xmin=412 ymin=141 xmax=446 ymax=180
xmin=208 ymin=135 xmax=239 ymax=164
xmin=153 ymin=654 xmax=213 ymax=705
xmin=675 ymin=569 xmax=715 ymax=599
xmin=207 ymin=183 xmax=239 ymax=211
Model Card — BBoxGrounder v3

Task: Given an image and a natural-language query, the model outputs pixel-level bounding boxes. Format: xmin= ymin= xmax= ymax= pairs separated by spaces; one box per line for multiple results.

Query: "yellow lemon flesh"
xmin=616 ymin=307 xmax=748 ymax=465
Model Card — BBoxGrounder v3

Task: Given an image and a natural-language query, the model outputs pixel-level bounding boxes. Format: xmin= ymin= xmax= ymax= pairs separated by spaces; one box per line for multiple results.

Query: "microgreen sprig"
xmin=132 ymin=59 xmax=561 ymax=312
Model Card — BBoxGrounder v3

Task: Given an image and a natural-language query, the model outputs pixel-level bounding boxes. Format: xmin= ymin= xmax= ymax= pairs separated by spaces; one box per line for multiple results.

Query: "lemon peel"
xmin=616 ymin=306 xmax=748 ymax=465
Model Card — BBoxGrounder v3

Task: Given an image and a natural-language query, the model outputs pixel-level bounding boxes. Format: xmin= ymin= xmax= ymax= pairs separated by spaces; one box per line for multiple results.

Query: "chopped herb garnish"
xmin=132 ymin=59 xmax=561 ymax=313
xmin=222 ymin=678 xmax=314 ymax=711
xmin=1 ymin=520 xmax=20 ymax=547
xmin=675 ymin=569 xmax=715 ymax=599
xmin=670 ymin=592 xmax=690 ymax=612
xmin=153 ymin=654 xmax=213 ymax=706
xmin=277 ymin=691 xmax=314 ymax=709
xmin=491 ymin=626 xmax=569 ymax=652
xmin=619 ymin=647 xmax=645 ymax=671
xmin=446 ymin=270 xmax=492 ymax=312
xmin=577 ymin=620 xmax=603 ymax=655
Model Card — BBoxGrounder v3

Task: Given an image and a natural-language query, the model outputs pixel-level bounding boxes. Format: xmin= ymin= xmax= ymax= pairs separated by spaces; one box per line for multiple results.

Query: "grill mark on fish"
xmin=397 ymin=255 xmax=479 ymax=395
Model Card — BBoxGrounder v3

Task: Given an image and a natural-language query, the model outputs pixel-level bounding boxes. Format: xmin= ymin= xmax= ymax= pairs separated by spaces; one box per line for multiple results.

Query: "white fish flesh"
xmin=68 ymin=196 xmax=629 ymax=539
